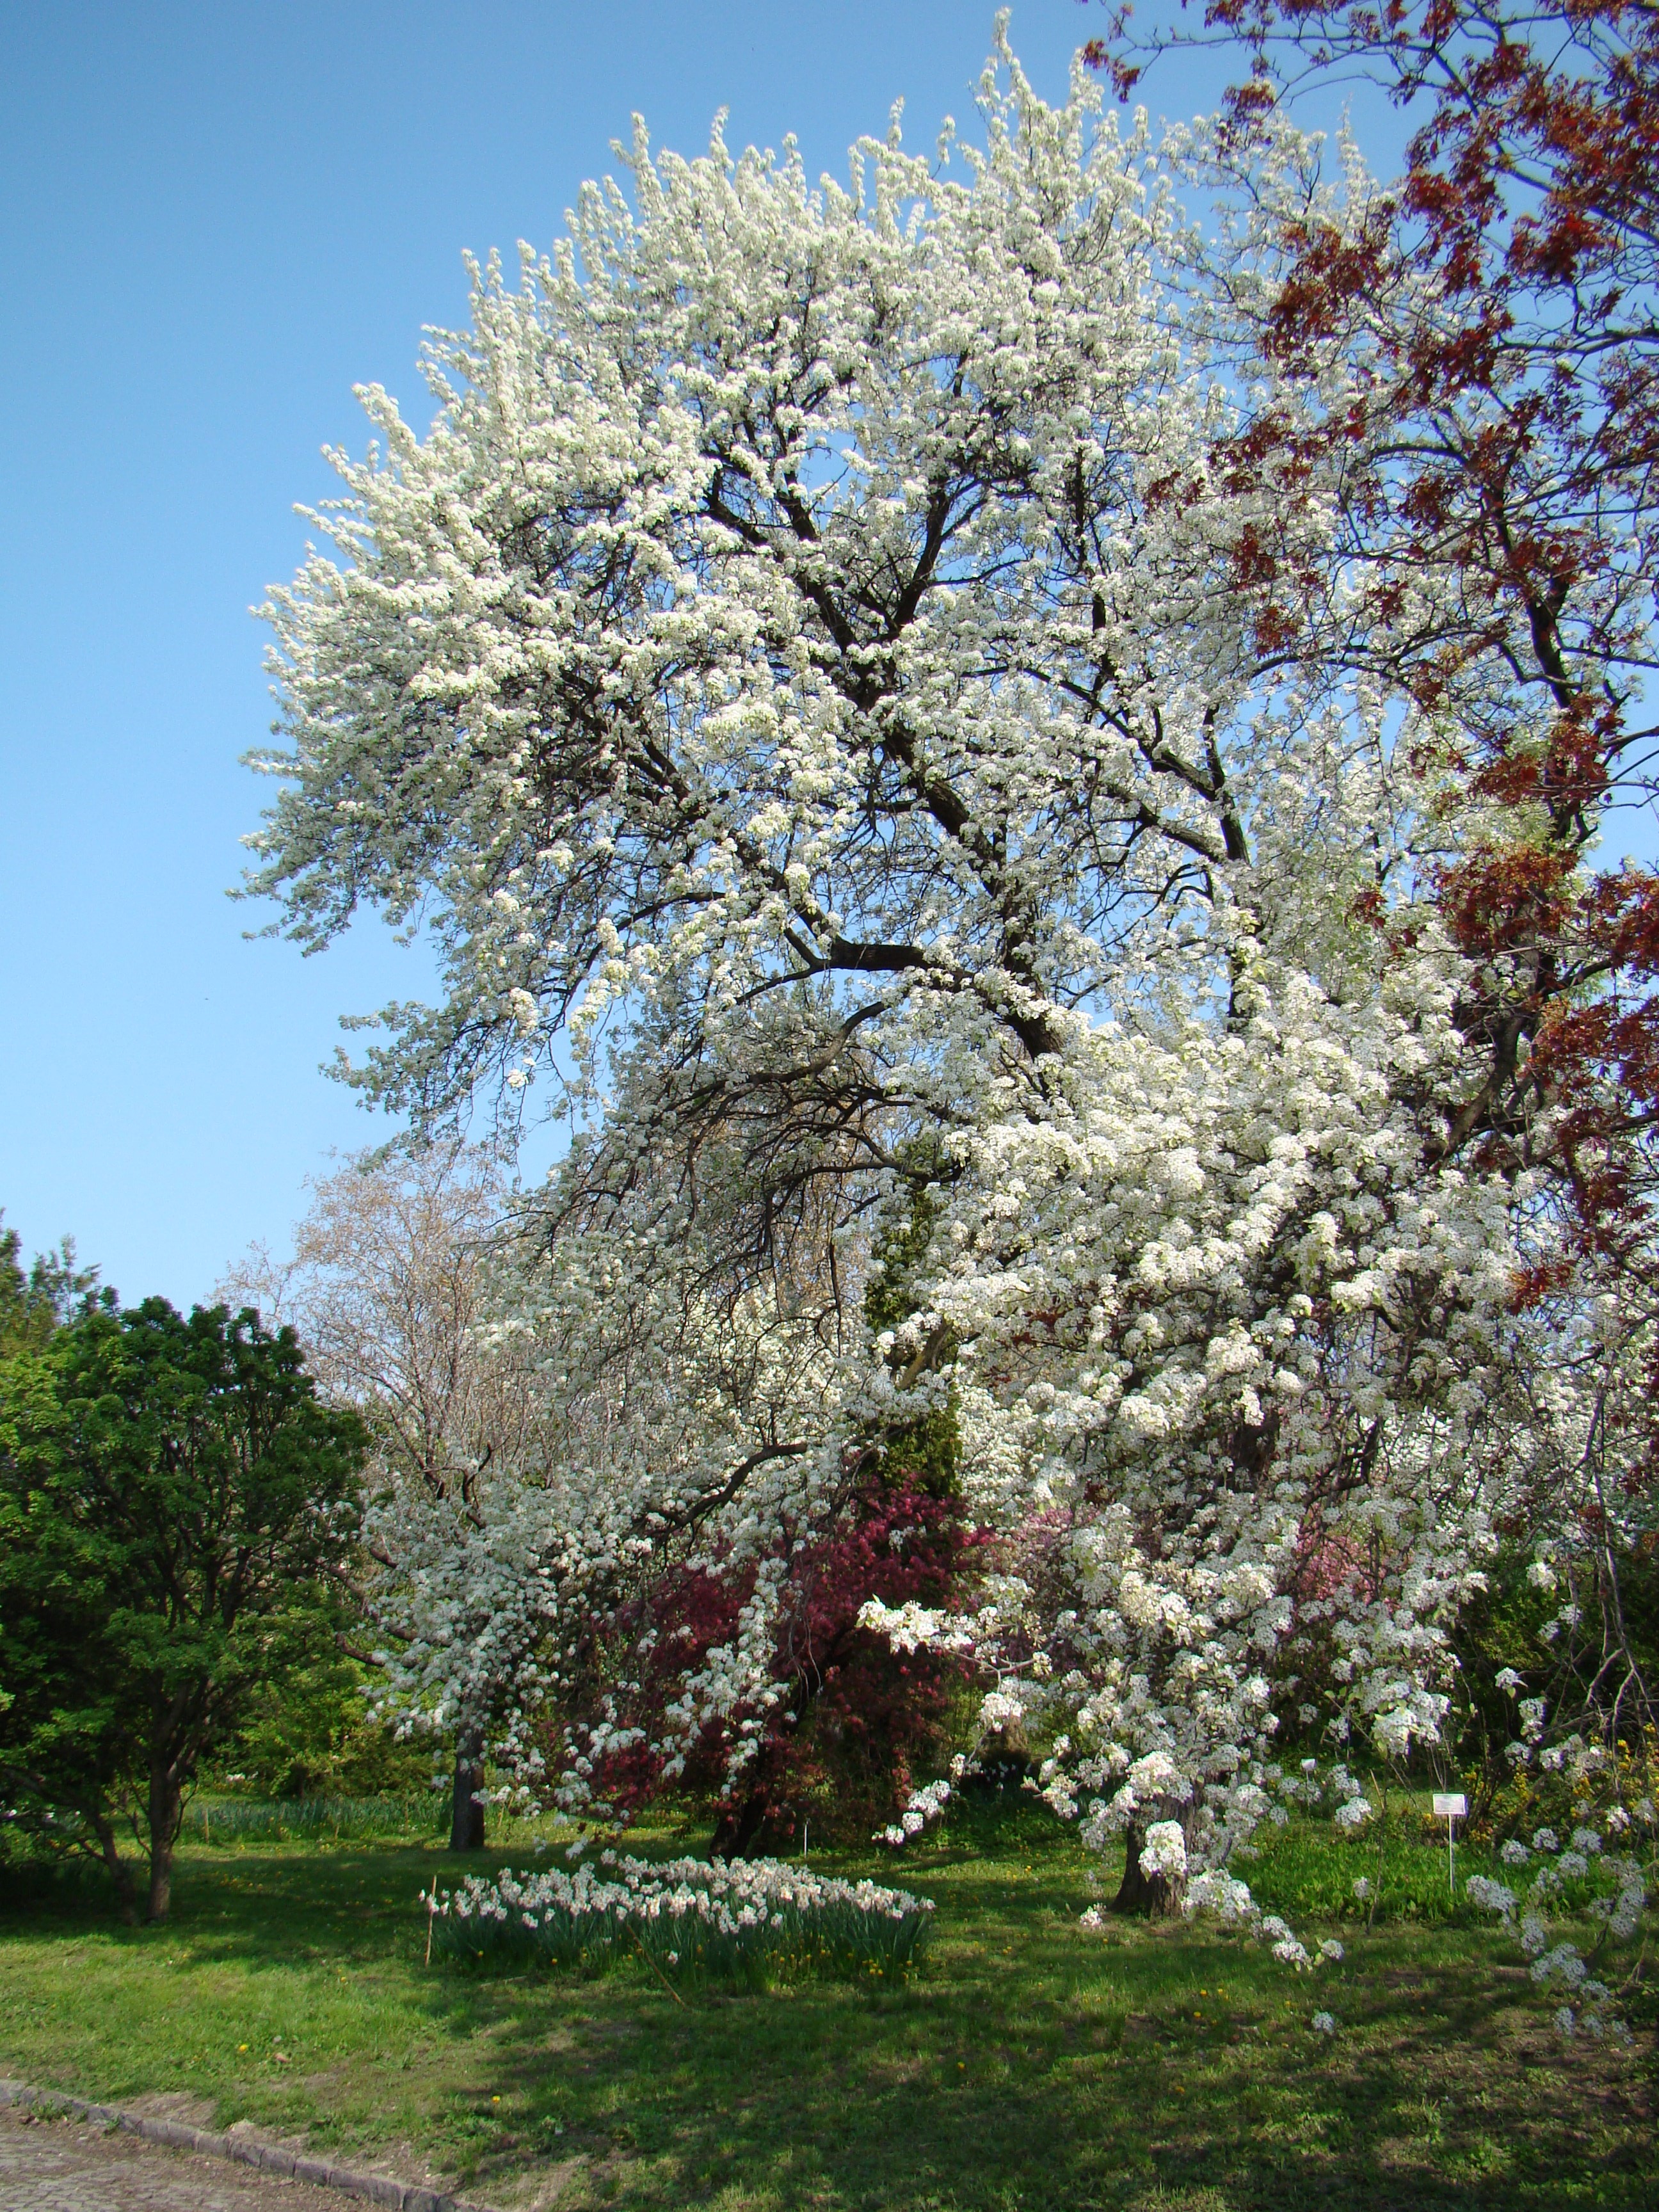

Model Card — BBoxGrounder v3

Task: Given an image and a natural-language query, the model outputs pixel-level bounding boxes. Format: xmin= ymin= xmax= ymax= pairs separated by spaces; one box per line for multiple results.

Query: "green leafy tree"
xmin=0 ymin=1299 xmax=366 ymax=1920
xmin=213 ymin=1631 xmax=435 ymax=1800
xmin=0 ymin=1212 xmax=111 ymax=1358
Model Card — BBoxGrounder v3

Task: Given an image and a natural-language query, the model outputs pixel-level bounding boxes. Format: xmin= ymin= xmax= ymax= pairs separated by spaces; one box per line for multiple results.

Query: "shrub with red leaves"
xmin=570 ymin=1463 xmax=971 ymax=1855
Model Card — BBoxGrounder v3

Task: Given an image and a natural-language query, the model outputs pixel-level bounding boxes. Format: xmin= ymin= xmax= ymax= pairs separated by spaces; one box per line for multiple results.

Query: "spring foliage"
xmin=244 ymin=19 xmax=1655 ymax=2018
xmin=0 ymin=1300 xmax=365 ymax=1920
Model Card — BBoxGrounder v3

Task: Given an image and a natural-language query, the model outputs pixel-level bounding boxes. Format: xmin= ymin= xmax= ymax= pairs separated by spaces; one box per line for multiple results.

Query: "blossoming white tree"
xmin=244 ymin=27 xmax=1646 ymax=1928
xmin=223 ymin=1147 xmax=563 ymax=1846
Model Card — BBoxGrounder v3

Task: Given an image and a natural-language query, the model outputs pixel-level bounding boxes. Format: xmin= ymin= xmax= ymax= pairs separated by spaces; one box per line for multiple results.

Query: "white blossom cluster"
xmin=424 ymin=1850 xmax=933 ymax=1980
xmin=879 ymin=1777 xmax=954 ymax=1846
xmin=429 ymin=1849 xmax=931 ymax=1930
xmin=1464 ymin=1774 xmax=1655 ymax=2040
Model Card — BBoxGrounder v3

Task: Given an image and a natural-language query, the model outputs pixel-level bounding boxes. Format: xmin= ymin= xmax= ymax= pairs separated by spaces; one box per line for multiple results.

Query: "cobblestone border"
xmin=0 ymin=2080 xmax=501 ymax=2212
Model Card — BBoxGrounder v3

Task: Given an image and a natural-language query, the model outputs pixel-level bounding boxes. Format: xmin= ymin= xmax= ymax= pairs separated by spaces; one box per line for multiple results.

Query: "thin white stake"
xmin=1432 ymin=1793 xmax=1467 ymax=1897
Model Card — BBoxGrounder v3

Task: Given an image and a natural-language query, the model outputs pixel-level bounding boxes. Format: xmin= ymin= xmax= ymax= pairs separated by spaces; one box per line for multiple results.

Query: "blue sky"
xmin=0 ymin=1 xmax=1407 ymax=1307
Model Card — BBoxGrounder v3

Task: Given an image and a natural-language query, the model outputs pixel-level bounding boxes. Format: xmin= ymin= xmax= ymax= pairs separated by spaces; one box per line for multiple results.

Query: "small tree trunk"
xmin=147 ymin=1768 xmax=182 ymax=1923
xmin=710 ymin=1786 xmax=776 ymax=1860
xmin=1111 ymin=1805 xmax=1192 ymax=1919
xmin=91 ymin=1809 xmax=139 ymax=1925
xmin=449 ymin=1724 xmax=486 ymax=1852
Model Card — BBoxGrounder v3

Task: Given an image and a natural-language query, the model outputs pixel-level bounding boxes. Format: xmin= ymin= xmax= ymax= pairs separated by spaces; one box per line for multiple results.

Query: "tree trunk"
xmin=710 ymin=1786 xmax=778 ymax=1860
xmin=147 ymin=1768 xmax=182 ymax=1923
xmin=91 ymin=1809 xmax=139 ymax=1925
xmin=1111 ymin=1806 xmax=1192 ymax=1918
xmin=449 ymin=1724 xmax=486 ymax=1852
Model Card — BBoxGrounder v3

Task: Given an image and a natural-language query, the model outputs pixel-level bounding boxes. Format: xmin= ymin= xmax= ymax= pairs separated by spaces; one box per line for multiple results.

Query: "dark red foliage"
xmin=573 ymin=1468 xmax=974 ymax=1854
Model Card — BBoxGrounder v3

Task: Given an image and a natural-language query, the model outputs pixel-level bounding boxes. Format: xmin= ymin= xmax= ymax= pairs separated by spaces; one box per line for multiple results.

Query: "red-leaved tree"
xmin=569 ymin=1462 xmax=972 ymax=1855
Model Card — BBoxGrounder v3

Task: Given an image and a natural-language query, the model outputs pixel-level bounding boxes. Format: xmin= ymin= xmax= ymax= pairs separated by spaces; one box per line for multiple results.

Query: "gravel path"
xmin=0 ymin=2108 xmax=349 ymax=2212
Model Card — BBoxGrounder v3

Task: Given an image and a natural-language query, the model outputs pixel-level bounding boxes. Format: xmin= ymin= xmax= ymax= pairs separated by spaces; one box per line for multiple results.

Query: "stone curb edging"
xmin=0 ymin=2079 xmax=501 ymax=2212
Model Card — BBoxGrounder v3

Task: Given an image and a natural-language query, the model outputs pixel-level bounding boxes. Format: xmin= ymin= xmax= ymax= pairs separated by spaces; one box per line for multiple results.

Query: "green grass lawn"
xmin=1 ymin=1801 xmax=1652 ymax=2211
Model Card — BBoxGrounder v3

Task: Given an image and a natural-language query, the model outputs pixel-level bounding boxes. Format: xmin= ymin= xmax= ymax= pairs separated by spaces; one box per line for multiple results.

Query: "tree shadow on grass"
xmin=2 ymin=1844 xmax=1653 ymax=2212
xmin=465 ymin=1914 xmax=1655 ymax=2212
